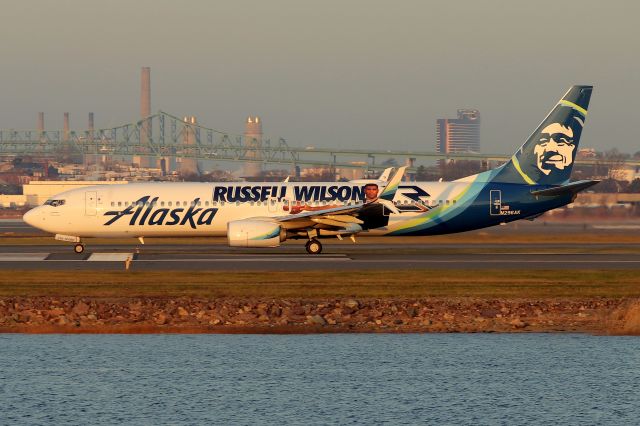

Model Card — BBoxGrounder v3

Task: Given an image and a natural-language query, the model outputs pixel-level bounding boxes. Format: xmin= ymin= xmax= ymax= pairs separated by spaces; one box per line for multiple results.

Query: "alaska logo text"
xmin=104 ymin=196 xmax=218 ymax=229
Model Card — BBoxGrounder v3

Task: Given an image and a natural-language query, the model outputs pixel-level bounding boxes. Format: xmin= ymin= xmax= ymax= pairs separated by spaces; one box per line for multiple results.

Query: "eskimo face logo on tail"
xmin=103 ymin=196 xmax=218 ymax=229
xmin=534 ymin=123 xmax=576 ymax=175
xmin=507 ymin=104 xmax=586 ymax=185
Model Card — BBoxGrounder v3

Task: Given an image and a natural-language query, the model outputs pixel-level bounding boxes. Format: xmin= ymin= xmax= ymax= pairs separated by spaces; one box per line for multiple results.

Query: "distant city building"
xmin=0 ymin=181 xmax=128 ymax=208
xmin=609 ymin=164 xmax=640 ymax=183
xmin=436 ymin=109 xmax=481 ymax=154
xmin=577 ymin=148 xmax=597 ymax=159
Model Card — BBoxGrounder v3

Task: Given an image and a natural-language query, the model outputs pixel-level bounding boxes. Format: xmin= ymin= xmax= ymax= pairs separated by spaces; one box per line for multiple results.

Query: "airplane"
xmin=23 ymin=85 xmax=596 ymax=255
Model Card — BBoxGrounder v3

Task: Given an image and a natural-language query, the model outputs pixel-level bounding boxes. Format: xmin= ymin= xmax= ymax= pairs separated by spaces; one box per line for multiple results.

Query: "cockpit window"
xmin=44 ymin=199 xmax=65 ymax=207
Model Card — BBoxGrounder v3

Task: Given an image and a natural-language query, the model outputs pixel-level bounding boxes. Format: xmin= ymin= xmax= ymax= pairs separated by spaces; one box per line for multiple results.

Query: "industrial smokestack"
xmin=140 ymin=67 xmax=152 ymax=168
xmin=37 ymin=112 xmax=44 ymax=133
xmin=180 ymin=116 xmax=200 ymax=176
xmin=85 ymin=112 xmax=96 ymax=167
xmin=243 ymin=116 xmax=263 ymax=179
xmin=141 ymin=67 xmax=151 ymax=119
xmin=63 ymin=112 xmax=70 ymax=141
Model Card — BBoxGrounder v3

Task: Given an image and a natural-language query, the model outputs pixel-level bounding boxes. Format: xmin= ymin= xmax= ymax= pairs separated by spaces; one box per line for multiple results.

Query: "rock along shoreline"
xmin=1 ymin=297 xmax=639 ymax=335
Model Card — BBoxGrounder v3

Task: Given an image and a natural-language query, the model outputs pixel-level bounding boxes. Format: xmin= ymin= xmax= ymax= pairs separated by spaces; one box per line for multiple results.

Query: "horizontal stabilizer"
xmin=530 ymin=180 xmax=599 ymax=197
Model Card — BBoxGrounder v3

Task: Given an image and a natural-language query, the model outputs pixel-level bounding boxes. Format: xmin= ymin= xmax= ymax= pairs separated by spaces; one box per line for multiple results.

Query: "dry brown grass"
xmin=1 ymin=269 xmax=639 ymax=299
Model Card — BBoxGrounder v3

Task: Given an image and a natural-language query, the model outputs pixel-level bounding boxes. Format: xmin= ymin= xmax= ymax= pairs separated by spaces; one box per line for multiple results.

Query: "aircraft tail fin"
xmin=491 ymin=85 xmax=592 ymax=186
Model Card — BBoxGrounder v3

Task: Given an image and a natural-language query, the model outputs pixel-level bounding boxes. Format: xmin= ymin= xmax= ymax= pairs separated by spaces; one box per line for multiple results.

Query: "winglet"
xmin=379 ymin=166 xmax=406 ymax=201
xmin=378 ymin=167 xmax=394 ymax=182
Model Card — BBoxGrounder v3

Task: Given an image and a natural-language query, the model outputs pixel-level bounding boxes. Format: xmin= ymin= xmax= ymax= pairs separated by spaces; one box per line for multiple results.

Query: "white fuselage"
xmin=23 ymin=181 xmax=474 ymax=238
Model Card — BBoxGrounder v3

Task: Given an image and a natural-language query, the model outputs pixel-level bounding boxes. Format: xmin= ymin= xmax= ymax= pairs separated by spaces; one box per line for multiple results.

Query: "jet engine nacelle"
xmin=227 ymin=219 xmax=286 ymax=248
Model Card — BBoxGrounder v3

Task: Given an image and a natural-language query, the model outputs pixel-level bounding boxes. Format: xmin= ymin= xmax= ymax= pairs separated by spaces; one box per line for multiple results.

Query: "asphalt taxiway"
xmin=1 ymin=219 xmax=639 ymax=270
xmin=0 ymin=244 xmax=638 ymax=271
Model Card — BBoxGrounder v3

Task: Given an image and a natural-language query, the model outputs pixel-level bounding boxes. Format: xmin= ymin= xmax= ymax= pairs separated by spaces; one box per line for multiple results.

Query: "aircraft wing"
xmin=273 ymin=166 xmax=406 ymax=234
xmin=274 ymin=204 xmax=365 ymax=235
xmin=276 ymin=204 xmax=363 ymax=222
xmin=273 ymin=197 xmax=402 ymax=235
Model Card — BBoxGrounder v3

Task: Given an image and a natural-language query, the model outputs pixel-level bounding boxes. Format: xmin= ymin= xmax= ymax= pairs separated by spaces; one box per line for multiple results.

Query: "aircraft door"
xmin=96 ymin=191 xmax=105 ymax=214
xmin=85 ymin=191 xmax=97 ymax=216
xmin=490 ymin=190 xmax=501 ymax=216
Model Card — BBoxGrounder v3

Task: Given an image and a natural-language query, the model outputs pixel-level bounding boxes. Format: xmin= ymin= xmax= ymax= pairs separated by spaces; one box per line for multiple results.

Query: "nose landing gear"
xmin=305 ymin=238 xmax=322 ymax=255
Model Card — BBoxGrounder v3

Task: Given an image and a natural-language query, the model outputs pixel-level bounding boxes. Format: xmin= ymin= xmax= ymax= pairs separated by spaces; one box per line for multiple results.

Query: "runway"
xmin=1 ymin=219 xmax=639 ymax=270
xmin=0 ymin=245 xmax=639 ymax=270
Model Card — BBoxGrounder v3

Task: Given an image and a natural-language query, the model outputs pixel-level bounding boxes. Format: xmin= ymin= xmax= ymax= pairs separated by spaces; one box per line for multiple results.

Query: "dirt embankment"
xmin=1 ymin=297 xmax=639 ymax=335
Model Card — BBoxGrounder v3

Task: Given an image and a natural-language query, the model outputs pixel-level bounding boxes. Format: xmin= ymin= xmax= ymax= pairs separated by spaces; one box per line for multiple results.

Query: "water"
xmin=1 ymin=334 xmax=638 ymax=425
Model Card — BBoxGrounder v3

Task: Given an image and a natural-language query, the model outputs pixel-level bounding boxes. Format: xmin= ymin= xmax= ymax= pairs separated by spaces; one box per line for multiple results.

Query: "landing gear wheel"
xmin=73 ymin=243 xmax=85 ymax=254
xmin=305 ymin=239 xmax=322 ymax=255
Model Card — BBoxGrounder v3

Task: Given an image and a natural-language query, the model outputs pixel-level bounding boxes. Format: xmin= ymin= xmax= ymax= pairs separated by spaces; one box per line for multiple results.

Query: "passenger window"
xmin=111 ymin=202 xmax=115 ymax=207
xmin=118 ymin=202 xmax=122 ymax=207
xmin=183 ymin=201 xmax=187 ymax=207
xmin=446 ymin=200 xmax=450 ymax=205
xmin=161 ymin=201 xmax=165 ymax=207
xmin=205 ymin=201 xmax=210 ymax=206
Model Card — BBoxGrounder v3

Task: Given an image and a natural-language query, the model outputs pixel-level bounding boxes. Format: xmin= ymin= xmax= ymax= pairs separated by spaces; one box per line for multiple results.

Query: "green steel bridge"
xmin=0 ymin=111 xmax=634 ymax=171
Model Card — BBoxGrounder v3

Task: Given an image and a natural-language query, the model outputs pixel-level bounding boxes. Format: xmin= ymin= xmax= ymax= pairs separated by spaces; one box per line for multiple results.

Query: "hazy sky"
xmin=1 ymin=0 xmax=638 ymax=154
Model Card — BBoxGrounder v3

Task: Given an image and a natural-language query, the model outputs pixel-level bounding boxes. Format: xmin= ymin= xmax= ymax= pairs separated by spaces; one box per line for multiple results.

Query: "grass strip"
xmin=1 ymin=269 xmax=639 ymax=299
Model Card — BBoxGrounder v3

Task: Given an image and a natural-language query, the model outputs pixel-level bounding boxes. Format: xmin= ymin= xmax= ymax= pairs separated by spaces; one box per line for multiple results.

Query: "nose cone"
xmin=23 ymin=207 xmax=41 ymax=229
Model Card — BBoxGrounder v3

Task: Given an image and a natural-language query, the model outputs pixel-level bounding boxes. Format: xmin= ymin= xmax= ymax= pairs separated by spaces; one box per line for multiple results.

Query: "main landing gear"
xmin=73 ymin=243 xmax=85 ymax=254
xmin=305 ymin=238 xmax=322 ymax=255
